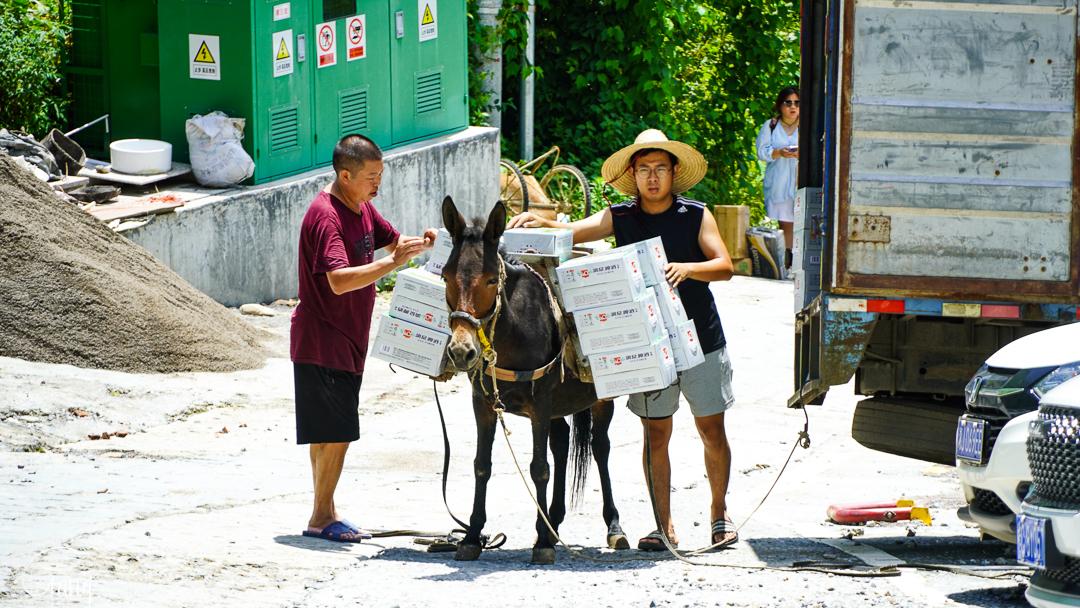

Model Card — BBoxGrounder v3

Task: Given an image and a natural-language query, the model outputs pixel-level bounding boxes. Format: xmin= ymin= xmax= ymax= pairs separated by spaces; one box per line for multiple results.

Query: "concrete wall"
xmin=127 ymin=127 xmax=499 ymax=306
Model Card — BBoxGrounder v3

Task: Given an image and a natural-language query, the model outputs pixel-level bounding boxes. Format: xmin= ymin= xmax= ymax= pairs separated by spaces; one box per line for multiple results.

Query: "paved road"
xmin=0 ymin=276 xmax=1030 ymax=607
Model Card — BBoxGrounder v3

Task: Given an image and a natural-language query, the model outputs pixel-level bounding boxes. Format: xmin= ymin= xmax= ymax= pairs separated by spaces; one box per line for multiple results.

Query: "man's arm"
xmin=505 ymin=208 xmax=614 ymax=244
xmin=325 ymin=234 xmax=430 ymax=295
xmin=664 ymin=210 xmax=734 ymax=287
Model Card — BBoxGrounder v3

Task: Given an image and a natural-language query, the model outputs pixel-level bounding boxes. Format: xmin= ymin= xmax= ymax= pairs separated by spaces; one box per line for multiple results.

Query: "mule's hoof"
xmin=454 ymin=543 xmax=482 ymax=561
xmin=607 ymin=533 xmax=630 ymax=550
xmin=530 ymin=547 xmax=556 ymax=565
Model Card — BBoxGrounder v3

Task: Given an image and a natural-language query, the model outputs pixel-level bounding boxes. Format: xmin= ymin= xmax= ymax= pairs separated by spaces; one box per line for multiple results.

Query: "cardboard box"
xmin=424 ymin=228 xmax=454 ymax=276
xmin=793 ymin=269 xmax=823 ymax=313
xmin=610 ymin=237 xmax=668 ymax=287
xmin=668 ymin=319 xmax=706 ymax=372
xmin=502 ymin=227 xmax=574 ymax=261
xmin=389 ymin=294 xmax=451 ymax=335
xmin=588 ymin=336 xmax=676 ymax=375
xmin=747 ymin=227 xmax=786 ymax=280
xmin=393 ymin=267 xmax=446 ymax=309
xmin=576 ymin=313 xmax=668 ymax=356
xmin=731 ymin=257 xmax=753 ymax=277
xmin=713 ymin=205 xmax=750 ymax=259
xmin=591 ymin=357 xmax=677 ymax=400
xmin=651 ymin=283 xmax=689 ymax=328
xmin=573 ymin=290 xmax=662 ymax=336
xmin=371 ymin=314 xmax=449 ymax=376
xmin=556 ymin=249 xmax=645 ymax=292
xmin=560 ymin=280 xmax=645 ymax=312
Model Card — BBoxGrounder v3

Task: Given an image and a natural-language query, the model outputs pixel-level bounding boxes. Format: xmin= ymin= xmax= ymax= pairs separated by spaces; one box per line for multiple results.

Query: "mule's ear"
xmin=442 ymin=196 xmax=466 ymax=243
xmin=483 ymin=201 xmax=507 ymax=245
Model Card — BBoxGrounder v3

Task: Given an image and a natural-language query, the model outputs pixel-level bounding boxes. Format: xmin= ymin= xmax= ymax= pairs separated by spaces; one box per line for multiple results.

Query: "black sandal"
xmin=711 ymin=519 xmax=739 ymax=549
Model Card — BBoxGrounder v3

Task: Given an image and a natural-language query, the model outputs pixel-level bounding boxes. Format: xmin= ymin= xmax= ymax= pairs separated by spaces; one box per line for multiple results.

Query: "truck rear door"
xmin=836 ymin=0 xmax=1080 ymax=301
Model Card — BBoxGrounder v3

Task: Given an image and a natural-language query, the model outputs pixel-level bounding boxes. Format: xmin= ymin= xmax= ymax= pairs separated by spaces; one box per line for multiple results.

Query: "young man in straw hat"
xmin=507 ymin=129 xmax=737 ymax=550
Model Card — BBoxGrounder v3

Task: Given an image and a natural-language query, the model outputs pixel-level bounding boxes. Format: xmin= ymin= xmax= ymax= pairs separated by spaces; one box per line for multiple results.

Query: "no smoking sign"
xmin=346 ymin=15 xmax=366 ymax=61
xmin=316 ymin=21 xmax=336 ymax=68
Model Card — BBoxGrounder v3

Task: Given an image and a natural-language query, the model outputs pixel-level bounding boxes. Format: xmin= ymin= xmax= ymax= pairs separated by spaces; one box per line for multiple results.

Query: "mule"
xmin=440 ymin=197 xmax=628 ymax=564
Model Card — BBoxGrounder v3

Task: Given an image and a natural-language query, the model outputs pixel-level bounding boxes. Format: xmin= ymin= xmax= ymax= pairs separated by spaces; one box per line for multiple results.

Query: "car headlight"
xmin=1032 ymin=361 xmax=1080 ymax=399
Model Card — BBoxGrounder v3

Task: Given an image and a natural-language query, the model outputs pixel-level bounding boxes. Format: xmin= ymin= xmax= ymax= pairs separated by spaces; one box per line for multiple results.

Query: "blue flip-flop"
xmin=302 ymin=521 xmax=370 ymax=543
xmin=339 ymin=520 xmax=373 ymax=539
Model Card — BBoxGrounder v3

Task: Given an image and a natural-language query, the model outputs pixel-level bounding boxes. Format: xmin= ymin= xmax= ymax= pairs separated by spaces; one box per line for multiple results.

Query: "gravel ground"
xmin=0 ymin=277 xmax=1032 ymax=607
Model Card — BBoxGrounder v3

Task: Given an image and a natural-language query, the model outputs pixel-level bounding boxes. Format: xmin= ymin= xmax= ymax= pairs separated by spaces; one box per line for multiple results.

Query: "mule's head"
xmin=441 ymin=196 xmax=507 ymax=372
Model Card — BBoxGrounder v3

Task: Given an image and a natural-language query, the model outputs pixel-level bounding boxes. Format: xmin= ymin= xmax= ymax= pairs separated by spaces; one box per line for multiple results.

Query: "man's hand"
xmin=665 ymin=262 xmax=695 ymax=288
xmin=393 ymin=235 xmax=428 ymax=265
xmin=506 ymin=212 xmax=552 ymax=230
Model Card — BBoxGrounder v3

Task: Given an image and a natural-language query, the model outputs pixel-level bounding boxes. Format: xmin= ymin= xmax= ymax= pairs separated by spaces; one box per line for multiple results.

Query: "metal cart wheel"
xmin=499 ymin=158 xmax=530 ymax=212
xmin=541 ymin=163 xmax=592 ymax=218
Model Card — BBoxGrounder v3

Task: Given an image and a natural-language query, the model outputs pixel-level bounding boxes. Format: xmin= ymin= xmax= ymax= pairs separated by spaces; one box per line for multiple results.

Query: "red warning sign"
xmin=347 ymin=15 xmax=366 ymax=61
xmin=316 ymin=21 xmax=336 ymax=68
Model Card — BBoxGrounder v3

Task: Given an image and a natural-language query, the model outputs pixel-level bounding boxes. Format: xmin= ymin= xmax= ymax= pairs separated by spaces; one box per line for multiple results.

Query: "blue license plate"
xmin=1016 ymin=514 xmax=1047 ymax=569
xmin=955 ymin=416 xmax=986 ymax=463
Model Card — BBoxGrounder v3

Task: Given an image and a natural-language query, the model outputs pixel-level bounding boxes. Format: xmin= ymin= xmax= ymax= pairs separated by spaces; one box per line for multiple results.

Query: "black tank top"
xmin=610 ymin=195 xmax=726 ymax=353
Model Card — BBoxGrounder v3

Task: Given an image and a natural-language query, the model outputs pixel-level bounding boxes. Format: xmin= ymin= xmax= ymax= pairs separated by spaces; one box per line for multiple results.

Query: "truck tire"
xmin=851 ymin=397 xmax=963 ymax=465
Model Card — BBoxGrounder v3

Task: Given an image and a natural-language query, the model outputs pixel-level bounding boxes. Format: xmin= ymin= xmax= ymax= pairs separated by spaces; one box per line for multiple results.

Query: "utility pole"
xmin=518 ymin=0 xmax=535 ymax=161
xmin=477 ymin=0 xmax=502 ymax=128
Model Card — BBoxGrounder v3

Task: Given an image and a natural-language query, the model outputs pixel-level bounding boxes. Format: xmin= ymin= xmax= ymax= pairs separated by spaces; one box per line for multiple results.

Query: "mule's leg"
xmin=455 ymin=394 xmax=498 ymax=561
xmin=591 ymin=399 xmax=629 ymax=550
xmin=529 ymin=401 xmax=556 ymax=565
xmin=547 ymin=417 xmax=570 ymax=534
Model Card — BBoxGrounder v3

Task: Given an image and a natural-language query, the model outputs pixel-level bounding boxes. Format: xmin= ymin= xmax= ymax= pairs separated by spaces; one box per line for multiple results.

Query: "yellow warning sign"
xmin=277 ymin=38 xmax=291 ymax=60
xmin=418 ymin=0 xmax=437 ymax=41
xmin=194 ymin=41 xmax=215 ymax=63
xmin=189 ymin=34 xmax=220 ymax=81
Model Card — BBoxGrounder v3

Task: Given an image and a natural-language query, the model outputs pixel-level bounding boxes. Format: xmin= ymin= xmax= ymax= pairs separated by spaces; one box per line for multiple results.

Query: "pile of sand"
xmin=0 ymin=154 xmax=267 ymax=373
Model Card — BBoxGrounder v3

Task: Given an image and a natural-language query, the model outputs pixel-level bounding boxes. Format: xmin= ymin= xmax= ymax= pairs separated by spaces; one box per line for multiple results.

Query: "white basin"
xmin=110 ymin=139 xmax=172 ymax=175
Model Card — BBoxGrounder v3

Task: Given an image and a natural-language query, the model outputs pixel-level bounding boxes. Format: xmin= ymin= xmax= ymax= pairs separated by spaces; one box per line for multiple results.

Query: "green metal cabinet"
xmin=312 ymin=0 xmax=393 ymax=165
xmin=389 ymin=0 xmax=467 ymax=145
xmin=66 ymin=0 xmax=160 ymax=157
xmin=158 ymin=0 xmax=314 ymax=182
xmin=70 ymin=0 xmax=466 ymax=184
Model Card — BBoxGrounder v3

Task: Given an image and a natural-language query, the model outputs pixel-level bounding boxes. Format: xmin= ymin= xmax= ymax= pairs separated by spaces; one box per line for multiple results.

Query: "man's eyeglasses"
xmin=783 ymin=100 xmax=800 ymax=107
xmin=634 ymin=166 xmax=672 ymax=179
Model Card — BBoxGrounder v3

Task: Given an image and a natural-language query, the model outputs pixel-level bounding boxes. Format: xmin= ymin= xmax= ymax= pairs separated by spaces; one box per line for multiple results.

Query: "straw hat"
xmin=601 ymin=129 xmax=708 ymax=196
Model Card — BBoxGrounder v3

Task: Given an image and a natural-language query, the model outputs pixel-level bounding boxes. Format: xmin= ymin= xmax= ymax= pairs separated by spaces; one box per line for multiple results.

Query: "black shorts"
xmin=294 ymin=363 xmax=363 ymax=445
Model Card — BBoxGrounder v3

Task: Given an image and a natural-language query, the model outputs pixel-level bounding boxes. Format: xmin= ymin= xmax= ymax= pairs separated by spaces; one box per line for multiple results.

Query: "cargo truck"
xmin=791 ymin=0 xmax=1080 ymax=464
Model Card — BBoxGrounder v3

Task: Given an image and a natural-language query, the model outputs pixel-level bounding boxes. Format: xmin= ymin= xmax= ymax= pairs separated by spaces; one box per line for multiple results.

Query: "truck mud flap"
xmin=790 ymin=297 xmax=878 ymax=407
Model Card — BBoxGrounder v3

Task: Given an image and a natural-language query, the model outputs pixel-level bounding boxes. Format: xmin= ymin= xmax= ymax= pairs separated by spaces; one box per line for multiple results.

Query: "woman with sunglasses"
xmin=755 ymin=86 xmax=800 ymax=272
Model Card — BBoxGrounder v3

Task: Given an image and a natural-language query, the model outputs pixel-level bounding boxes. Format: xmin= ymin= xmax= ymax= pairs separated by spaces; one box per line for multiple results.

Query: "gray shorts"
xmin=627 ymin=347 xmax=735 ymax=418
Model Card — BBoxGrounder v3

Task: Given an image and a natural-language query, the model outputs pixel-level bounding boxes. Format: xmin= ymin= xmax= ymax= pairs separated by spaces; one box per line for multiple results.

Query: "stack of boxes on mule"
xmin=371 ymin=228 xmax=705 ymax=401
xmin=555 ymin=236 xmax=705 ymax=399
xmin=371 ymin=229 xmax=454 ymax=376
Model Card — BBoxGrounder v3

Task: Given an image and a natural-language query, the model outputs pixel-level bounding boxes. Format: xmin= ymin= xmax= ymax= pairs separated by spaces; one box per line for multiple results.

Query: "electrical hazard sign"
xmin=418 ymin=0 xmax=437 ymax=42
xmin=316 ymin=21 xmax=336 ymax=68
xmin=188 ymin=34 xmax=220 ymax=80
xmin=346 ymin=15 xmax=366 ymax=61
xmin=273 ymin=29 xmax=293 ymax=77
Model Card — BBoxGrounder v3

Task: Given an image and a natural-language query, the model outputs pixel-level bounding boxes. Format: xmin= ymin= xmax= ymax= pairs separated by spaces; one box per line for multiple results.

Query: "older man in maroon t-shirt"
xmin=291 ymin=134 xmax=434 ymax=543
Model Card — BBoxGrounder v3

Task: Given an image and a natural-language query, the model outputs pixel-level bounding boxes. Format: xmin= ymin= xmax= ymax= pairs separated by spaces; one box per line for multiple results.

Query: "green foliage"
xmin=467 ymin=0 xmax=799 ymax=225
xmin=0 ymin=0 xmax=69 ymax=138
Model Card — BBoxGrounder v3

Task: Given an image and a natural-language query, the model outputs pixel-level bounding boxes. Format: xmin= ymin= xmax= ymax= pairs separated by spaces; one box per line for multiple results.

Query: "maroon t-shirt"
xmin=290 ymin=191 xmax=400 ymax=374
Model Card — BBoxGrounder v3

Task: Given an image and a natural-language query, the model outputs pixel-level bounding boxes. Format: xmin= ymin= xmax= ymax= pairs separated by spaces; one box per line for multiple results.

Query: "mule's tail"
xmin=569 ymin=409 xmax=592 ymax=508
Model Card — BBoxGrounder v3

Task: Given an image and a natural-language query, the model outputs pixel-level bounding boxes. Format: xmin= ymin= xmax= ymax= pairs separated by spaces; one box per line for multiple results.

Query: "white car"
xmin=957 ymin=322 xmax=1080 ymax=543
xmin=1018 ymin=375 xmax=1080 ymax=608
xmin=957 ymin=411 xmax=1037 ymax=542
